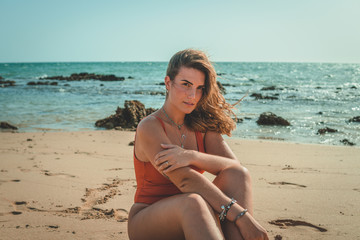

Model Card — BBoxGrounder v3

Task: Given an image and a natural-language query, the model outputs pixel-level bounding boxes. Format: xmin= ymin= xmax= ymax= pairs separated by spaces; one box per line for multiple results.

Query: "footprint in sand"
xmin=106 ymin=168 xmax=123 ymax=171
xmin=1 ymin=180 xmax=129 ymax=222
xmin=0 ymin=201 xmax=27 ymax=216
xmin=282 ymin=165 xmax=295 ymax=170
xmin=76 ymin=179 xmax=129 ymax=221
xmin=0 ymin=179 xmax=21 ymax=186
xmin=269 ymin=219 xmax=327 ymax=232
xmin=268 ymin=181 xmax=307 ymax=188
xmin=42 ymin=170 xmax=76 ymax=178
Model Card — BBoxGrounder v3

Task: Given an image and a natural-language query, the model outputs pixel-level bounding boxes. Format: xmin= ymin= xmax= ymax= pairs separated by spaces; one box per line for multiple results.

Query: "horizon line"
xmin=1 ymin=60 xmax=360 ymax=64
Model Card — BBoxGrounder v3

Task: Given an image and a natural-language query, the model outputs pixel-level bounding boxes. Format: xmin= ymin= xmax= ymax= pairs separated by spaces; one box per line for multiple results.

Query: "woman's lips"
xmin=183 ymin=101 xmax=195 ymax=106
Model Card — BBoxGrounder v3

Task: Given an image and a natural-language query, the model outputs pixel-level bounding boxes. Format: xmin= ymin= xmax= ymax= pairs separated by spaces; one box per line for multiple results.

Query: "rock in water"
xmin=256 ymin=112 xmax=290 ymax=126
xmin=95 ymin=100 xmax=156 ymax=130
xmin=317 ymin=127 xmax=338 ymax=135
xmin=41 ymin=72 xmax=125 ymax=81
xmin=340 ymin=139 xmax=355 ymax=146
xmin=0 ymin=122 xmax=18 ymax=130
xmin=348 ymin=116 xmax=360 ymax=123
xmin=0 ymin=80 xmax=16 ymax=87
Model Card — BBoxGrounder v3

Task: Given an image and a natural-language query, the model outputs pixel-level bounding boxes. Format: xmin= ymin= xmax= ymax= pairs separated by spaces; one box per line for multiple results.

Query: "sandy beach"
xmin=0 ymin=130 xmax=359 ymax=240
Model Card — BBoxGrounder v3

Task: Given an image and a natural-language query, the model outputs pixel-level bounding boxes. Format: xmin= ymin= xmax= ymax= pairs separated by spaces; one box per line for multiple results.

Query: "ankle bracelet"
xmin=219 ymin=198 xmax=237 ymax=222
xmin=234 ymin=209 xmax=248 ymax=223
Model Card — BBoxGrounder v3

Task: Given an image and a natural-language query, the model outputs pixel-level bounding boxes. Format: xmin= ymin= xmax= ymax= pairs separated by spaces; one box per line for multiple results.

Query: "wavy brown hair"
xmin=166 ymin=49 xmax=236 ymax=136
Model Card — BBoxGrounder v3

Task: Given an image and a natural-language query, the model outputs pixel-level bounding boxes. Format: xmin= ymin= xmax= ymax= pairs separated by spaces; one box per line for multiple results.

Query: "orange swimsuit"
xmin=134 ymin=117 xmax=205 ymax=204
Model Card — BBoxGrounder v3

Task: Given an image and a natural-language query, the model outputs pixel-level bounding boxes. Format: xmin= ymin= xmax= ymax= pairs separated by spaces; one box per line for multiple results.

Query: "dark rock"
xmin=317 ymin=127 xmax=338 ymax=135
xmin=128 ymin=76 xmax=134 ymax=79
xmin=95 ymin=100 xmax=157 ymax=130
xmin=40 ymin=72 xmax=125 ymax=81
xmin=275 ymin=235 xmax=283 ymax=240
xmin=146 ymin=108 xmax=157 ymax=116
xmin=317 ymin=112 xmax=323 ymax=115
xmin=350 ymin=86 xmax=357 ymax=89
xmin=0 ymin=80 xmax=16 ymax=87
xmin=348 ymin=116 xmax=360 ymax=123
xmin=250 ymin=93 xmax=278 ymax=100
xmin=222 ymin=83 xmax=236 ymax=87
xmin=134 ymin=91 xmax=165 ymax=96
xmin=217 ymin=81 xmax=226 ymax=94
xmin=217 ymin=72 xmax=226 ymax=76
xmin=250 ymin=93 xmax=262 ymax=99
xmin=27 ymin=81 xmax=58 ymax=86
xmin=256 ymin=112 xmax=290 ymax=126
xmin=158 ymin=82 xmax=165 ymax=85
xmin=0 ymin=122 xmax=18 ymax=130
xmin=261 ymin=86 xmax=284 ymax=91
xmin=340 ymin=139 xmax=355 ymax=146
xmin=232 ymin=117 xmax=243 ymax=123
xmin=0 ymin=76 xmax=3 ymax=80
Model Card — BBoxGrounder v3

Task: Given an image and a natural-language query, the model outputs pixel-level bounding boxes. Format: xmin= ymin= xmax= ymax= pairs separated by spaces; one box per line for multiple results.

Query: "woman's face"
xmin=165 ymin=66 xmax=205 ymax=114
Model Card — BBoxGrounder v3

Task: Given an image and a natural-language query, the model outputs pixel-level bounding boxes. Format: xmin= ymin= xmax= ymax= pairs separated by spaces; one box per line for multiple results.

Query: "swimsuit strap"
xmin=154 ymin=116 xmax=167 ymax=135
xmin=195 ymin=131 xmax=205 ymax=153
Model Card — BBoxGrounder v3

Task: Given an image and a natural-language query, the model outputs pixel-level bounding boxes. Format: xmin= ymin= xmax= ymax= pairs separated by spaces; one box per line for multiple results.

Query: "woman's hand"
xmin=154 ymin=144 xmax=194 ymax=173
xmin=235 ymin=213 xmax=269 ymax=240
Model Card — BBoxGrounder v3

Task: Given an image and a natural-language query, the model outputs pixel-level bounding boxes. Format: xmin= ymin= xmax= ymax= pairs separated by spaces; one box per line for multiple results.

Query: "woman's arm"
xmin=155 ymin=131 xmax=240 ymax=175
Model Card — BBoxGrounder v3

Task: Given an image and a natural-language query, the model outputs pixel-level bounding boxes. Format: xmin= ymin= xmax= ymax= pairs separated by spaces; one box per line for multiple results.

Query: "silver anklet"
xmin=234 ymin=209 xmax=248 ymax=223
xmin=219 ymin=198 xmax=237 ymax=222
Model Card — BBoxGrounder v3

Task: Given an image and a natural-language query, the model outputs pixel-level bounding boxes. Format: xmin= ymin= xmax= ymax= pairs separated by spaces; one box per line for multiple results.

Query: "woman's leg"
xmin=128 ymin=193 xmax=224 ymax=240
xmin=212 ymin=165 xmax=253 ymax=240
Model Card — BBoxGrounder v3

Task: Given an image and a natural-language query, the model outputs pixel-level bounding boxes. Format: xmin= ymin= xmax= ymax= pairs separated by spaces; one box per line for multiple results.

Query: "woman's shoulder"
xmin=137 ymin=112 xmax=163 ymax=135
xmin=203 ymin=130 xmax=224 ymax=145
xmin=204 ymin=130 xmax=222 ymax=138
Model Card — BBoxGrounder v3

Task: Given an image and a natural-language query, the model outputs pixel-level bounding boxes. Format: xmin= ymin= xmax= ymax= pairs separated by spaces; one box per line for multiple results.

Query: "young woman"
xmin=128 ymin=49 xmax=268 ymax=240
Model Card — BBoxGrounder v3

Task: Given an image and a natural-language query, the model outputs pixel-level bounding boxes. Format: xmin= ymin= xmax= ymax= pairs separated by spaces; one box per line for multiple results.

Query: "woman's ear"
xmin=164 ymin=76 xmax=171 ymax=90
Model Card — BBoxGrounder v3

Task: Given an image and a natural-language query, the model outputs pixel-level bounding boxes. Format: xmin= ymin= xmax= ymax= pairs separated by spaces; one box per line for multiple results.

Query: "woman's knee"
xmin=182 ymin=193 xmax=209 ymax=209
xmin=222 ymin=164 xmax=252 ymax=185
xmin=179 ymin=193 xmax=214 ymax=217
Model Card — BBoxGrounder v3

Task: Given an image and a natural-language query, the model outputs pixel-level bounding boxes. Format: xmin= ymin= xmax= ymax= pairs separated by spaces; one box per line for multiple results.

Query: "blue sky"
xmin=1 ymin=0 xmax=359 ymax=63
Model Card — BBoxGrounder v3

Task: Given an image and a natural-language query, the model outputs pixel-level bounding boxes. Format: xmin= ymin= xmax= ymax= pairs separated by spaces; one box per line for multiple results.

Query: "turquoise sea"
xmin=0 ymin=62 xmax=359 ymax=146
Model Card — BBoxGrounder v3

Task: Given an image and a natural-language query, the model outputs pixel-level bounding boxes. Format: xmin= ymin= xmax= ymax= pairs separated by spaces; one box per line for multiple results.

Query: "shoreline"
xmin=2 ymin=127 xmax=359 ymax=148
xmin=0 ymin=130 xmax=359 ymax=239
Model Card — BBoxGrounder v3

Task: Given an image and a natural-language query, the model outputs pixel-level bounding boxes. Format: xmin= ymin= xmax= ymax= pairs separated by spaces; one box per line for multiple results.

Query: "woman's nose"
xmin=187 ymin=88 xmax=196 ymax=99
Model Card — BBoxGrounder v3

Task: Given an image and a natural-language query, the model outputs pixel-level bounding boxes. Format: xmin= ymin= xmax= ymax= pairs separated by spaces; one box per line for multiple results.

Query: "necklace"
xmin=162 ymin=108 xmax=187 ymax=148
xmin=162 ymin=108 xmax=184 ymax=130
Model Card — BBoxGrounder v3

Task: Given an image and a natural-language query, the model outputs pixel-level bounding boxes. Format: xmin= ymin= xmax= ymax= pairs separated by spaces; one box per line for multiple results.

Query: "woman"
xmin=128 ymin=49 xmax=268 ymax=240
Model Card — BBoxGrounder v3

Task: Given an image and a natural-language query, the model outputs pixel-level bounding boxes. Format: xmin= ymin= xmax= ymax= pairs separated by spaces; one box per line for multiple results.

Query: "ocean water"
xmin=0 ymin=62 xmax=359 ymax=146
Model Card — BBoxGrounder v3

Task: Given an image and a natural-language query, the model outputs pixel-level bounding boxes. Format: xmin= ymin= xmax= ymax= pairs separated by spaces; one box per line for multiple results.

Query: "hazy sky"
xmin=1 ymin=0 xmax=359 ymax=63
